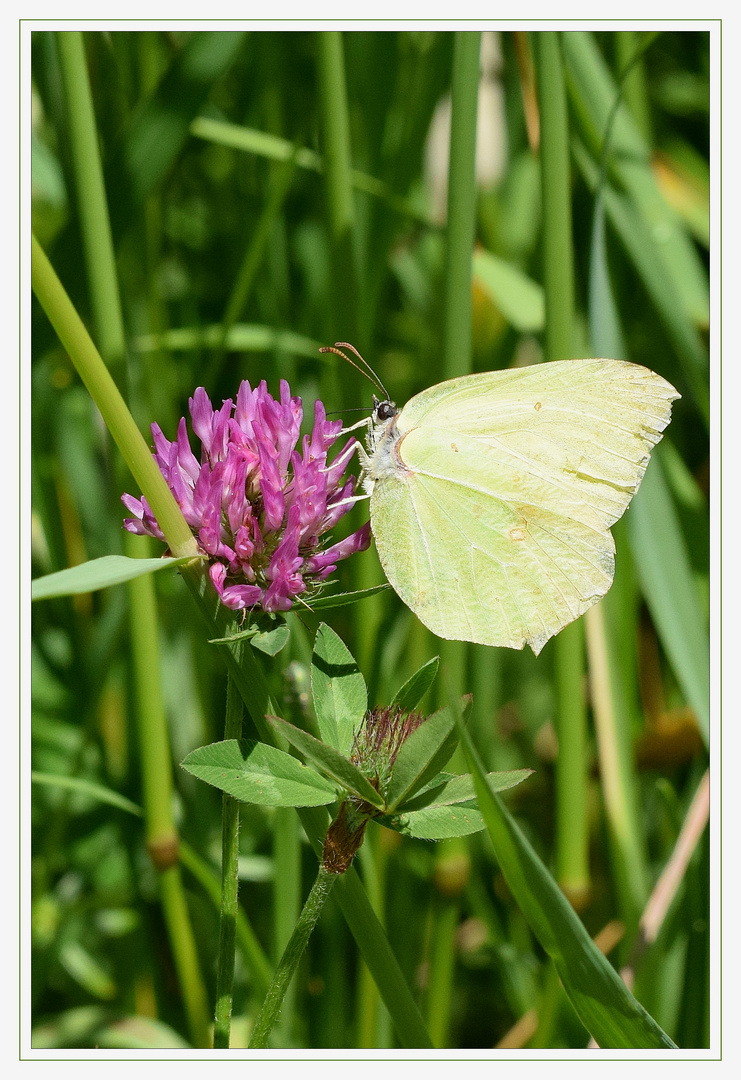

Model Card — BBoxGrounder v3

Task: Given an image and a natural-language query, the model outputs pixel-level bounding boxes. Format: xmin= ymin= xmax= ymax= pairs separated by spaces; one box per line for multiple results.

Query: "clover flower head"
xmin=351 ymin=705 xmax=426 ymax=798
xmin=122 ymin=379 xmax=371 ymax=613
xmin=321 ymin=705 xmax=426 ymax=874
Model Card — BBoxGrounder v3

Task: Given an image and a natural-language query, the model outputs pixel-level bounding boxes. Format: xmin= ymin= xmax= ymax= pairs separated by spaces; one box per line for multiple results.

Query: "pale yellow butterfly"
xmin=324 ymin=346 xmax=680 ymax=655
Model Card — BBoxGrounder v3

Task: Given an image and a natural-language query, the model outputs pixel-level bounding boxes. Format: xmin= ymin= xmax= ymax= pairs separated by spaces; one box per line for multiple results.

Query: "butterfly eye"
xmin=375 ymin=401 xmax=397 ymax=422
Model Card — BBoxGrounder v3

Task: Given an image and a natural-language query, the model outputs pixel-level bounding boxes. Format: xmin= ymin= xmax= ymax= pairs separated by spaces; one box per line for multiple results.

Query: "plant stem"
xmin=425 ymin=895 xmax=459 ymax=1048
xmin=535 ymin=31 xmax=574 ymax=361
xmin=585 ymin=602 xmax=648 ymax=934
xmin=443 ymin=29 xmax=481 ymax=382
xmin=178 ymin=839 xmax=273 ymax=1000
xmin=56 ymin=30 xmax=126 ymax=385
xmin=126 ymin=535 xmax=179 ymax=856
xmin=534 ymin=31 xmax=590 ymax=903
xmin=213 ymin=674 xmax=244 ymax=1049
xmin=272 ymin=807 xmax=302 ymax=1046
xmin=553 ymin=620 xmax=590 ymax=905
xmin=332 ymin=864 xmax=433 ymax=1048
xmin=439 ymin=30 xmax=481 ymax=707
xmin=317 ymin=30 xmax=358 ymax=347
xmin=354 ymin=829 xmax=393 ymax=1048
xmin=248 ymin=867 xmax=337 ymax=1048
xmin=158 ymin=864 xmax=212 ymax=1050
xmin=127 ymin=532 xmax=211 ymax=1048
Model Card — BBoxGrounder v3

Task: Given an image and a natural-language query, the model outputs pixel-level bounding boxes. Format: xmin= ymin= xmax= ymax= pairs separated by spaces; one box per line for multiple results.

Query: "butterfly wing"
xmin=369 ymin=359 xmax=679 ymax=653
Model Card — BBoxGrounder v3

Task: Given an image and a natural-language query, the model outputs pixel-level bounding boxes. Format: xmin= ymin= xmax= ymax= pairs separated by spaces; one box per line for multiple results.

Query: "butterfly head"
xmin=363 ymin=395 xmax=407 ymax=492
xmin=372 ymin=395 xmax=398 ymax=424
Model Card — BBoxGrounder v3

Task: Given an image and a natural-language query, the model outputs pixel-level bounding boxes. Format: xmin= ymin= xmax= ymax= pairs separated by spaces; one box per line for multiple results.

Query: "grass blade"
xmin=627 ymin=451 xmax=710 ymax=743
xmin=32 ymin=554 xmax=199 ymax=600
xmin=455 ymin=711 xmax=677 ymax=1049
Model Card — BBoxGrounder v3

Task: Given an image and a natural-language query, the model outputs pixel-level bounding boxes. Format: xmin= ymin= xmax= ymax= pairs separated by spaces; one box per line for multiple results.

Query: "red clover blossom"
xmin=351 ymin=706 xmax=426 ymax=798
xmin=122 ymin=380 xmax=371 ymax=613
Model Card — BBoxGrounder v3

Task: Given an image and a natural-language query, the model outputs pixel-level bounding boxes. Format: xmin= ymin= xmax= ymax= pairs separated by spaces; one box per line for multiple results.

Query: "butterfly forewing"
xmin=396 ymin=360 xmax=679 ymax=530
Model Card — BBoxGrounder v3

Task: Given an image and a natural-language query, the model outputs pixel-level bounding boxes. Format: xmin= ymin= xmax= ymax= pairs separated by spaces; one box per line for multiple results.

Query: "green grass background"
xmin=30 ymin=28 xmax=710 ymax=1050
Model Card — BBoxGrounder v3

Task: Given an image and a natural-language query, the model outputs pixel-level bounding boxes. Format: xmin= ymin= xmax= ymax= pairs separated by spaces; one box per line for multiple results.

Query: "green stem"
xmin=333 ymin=865 xmax=433 ymax=1048
xmin=56 ymin=31 xmax=126 ymax=383
xmin=272 ymin=807 xmax=302 ymax=1046
xmin=213 ymin=674 xmax=244 ymax=1049
xmin=585 ymin=602 xmax=648 ymax=934
xmin=354 ymin=831 xmax=389 ymax=1048
xmin=179 ymin=839 xmax=273 ymax=999
xmin=425 ymin=897 xmax=459 ymax=1048
xmin=159 ymin=865 xmax=213 ymax=1050
xmin=439 ymin=30 xmax=481 ymax=707
xmin=127 ymin=532 xmax=211 ymax=1048
xmin=425 ymin=840 xmax=468 ymax=1048
xmin=443 ymin=30 xmax=481 ymax=381
xmin=126 ymin=535 xmax=178 ymax=852
xmin=534 ymin=31 xmax=590 ymax=904
xmin=535 ymin=31 xmax=575 ymax=361
xmin=317 ymin=30 xmax=358 ymax=349
xmin=248 ymin=867 xmax=337 ymax=1048
xmin=553 ymin=620 xmax=590 ymax=903
xmin=614 ymin=32 xmax=653 ymax=148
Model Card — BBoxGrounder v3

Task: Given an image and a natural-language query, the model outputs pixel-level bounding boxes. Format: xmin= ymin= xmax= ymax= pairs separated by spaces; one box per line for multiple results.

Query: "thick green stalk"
xmin=31 ymin=236 xmax=198 ymax=559
xmin=425 ymin=898 xmax=459 ymax=1048
xmin=534 ymin=31 xmax=590 ymax=900
xmin=158 ymin=865 xmax=212 ymax=1049
xmin=553 ymin=621 xmax=590 ymax=905
xmin=333 ymin=866 xmax=433 ymax=1048
xmin=317 ymin=33 xmax=355 ymax=244
xmin=535 ymin=32 xmax=574 ymax=361
xmin=272 ymin=808 xmax=302 ymax=1047
xmin=443 ymin=30 xmax=481 ymax=381
xmin=585 ymin=603 xmax=648 ymax=933
xmin=248 ymin=867 xmax=337 ymax=1048
xmin=213 ymin=675 xmax=244 ymax=1049
xmin=439 ymin=30 xmax=481 ymax=702
xmin=425 ymin=840 xmax=469 ymax=1048
xmin=126 ymin=536 xmax=179 ymax=860
xmin=56 ymin=31 xmax=126 ymax=384
xmin=584 ymin=51 xmax=651 ymax=932
xmin=127 ymin=532 xmax=211 ymax=1048
xmin=614 ymin=32 xmax=652 ymax=142
xmin=354 ymin=830 xmax=394 ymax=1048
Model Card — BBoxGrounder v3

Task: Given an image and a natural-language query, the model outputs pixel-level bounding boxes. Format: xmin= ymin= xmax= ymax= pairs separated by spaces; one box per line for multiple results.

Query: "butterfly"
xmin=322 ymin=345 xmax=680 ymax=655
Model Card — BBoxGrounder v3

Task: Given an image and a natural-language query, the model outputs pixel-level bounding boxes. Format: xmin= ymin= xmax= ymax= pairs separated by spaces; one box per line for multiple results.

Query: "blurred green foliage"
xmin=31 ymin=28 xmax=709 ymax=1050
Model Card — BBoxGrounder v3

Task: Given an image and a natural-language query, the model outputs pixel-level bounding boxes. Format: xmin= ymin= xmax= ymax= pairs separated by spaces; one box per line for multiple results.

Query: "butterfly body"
xmin=362 ymin=358 xmax=679 ymax=654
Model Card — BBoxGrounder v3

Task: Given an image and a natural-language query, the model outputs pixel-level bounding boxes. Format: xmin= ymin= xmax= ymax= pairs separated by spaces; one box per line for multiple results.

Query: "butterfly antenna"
xmin=319 ymin=342 xmax=389 ymax=400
